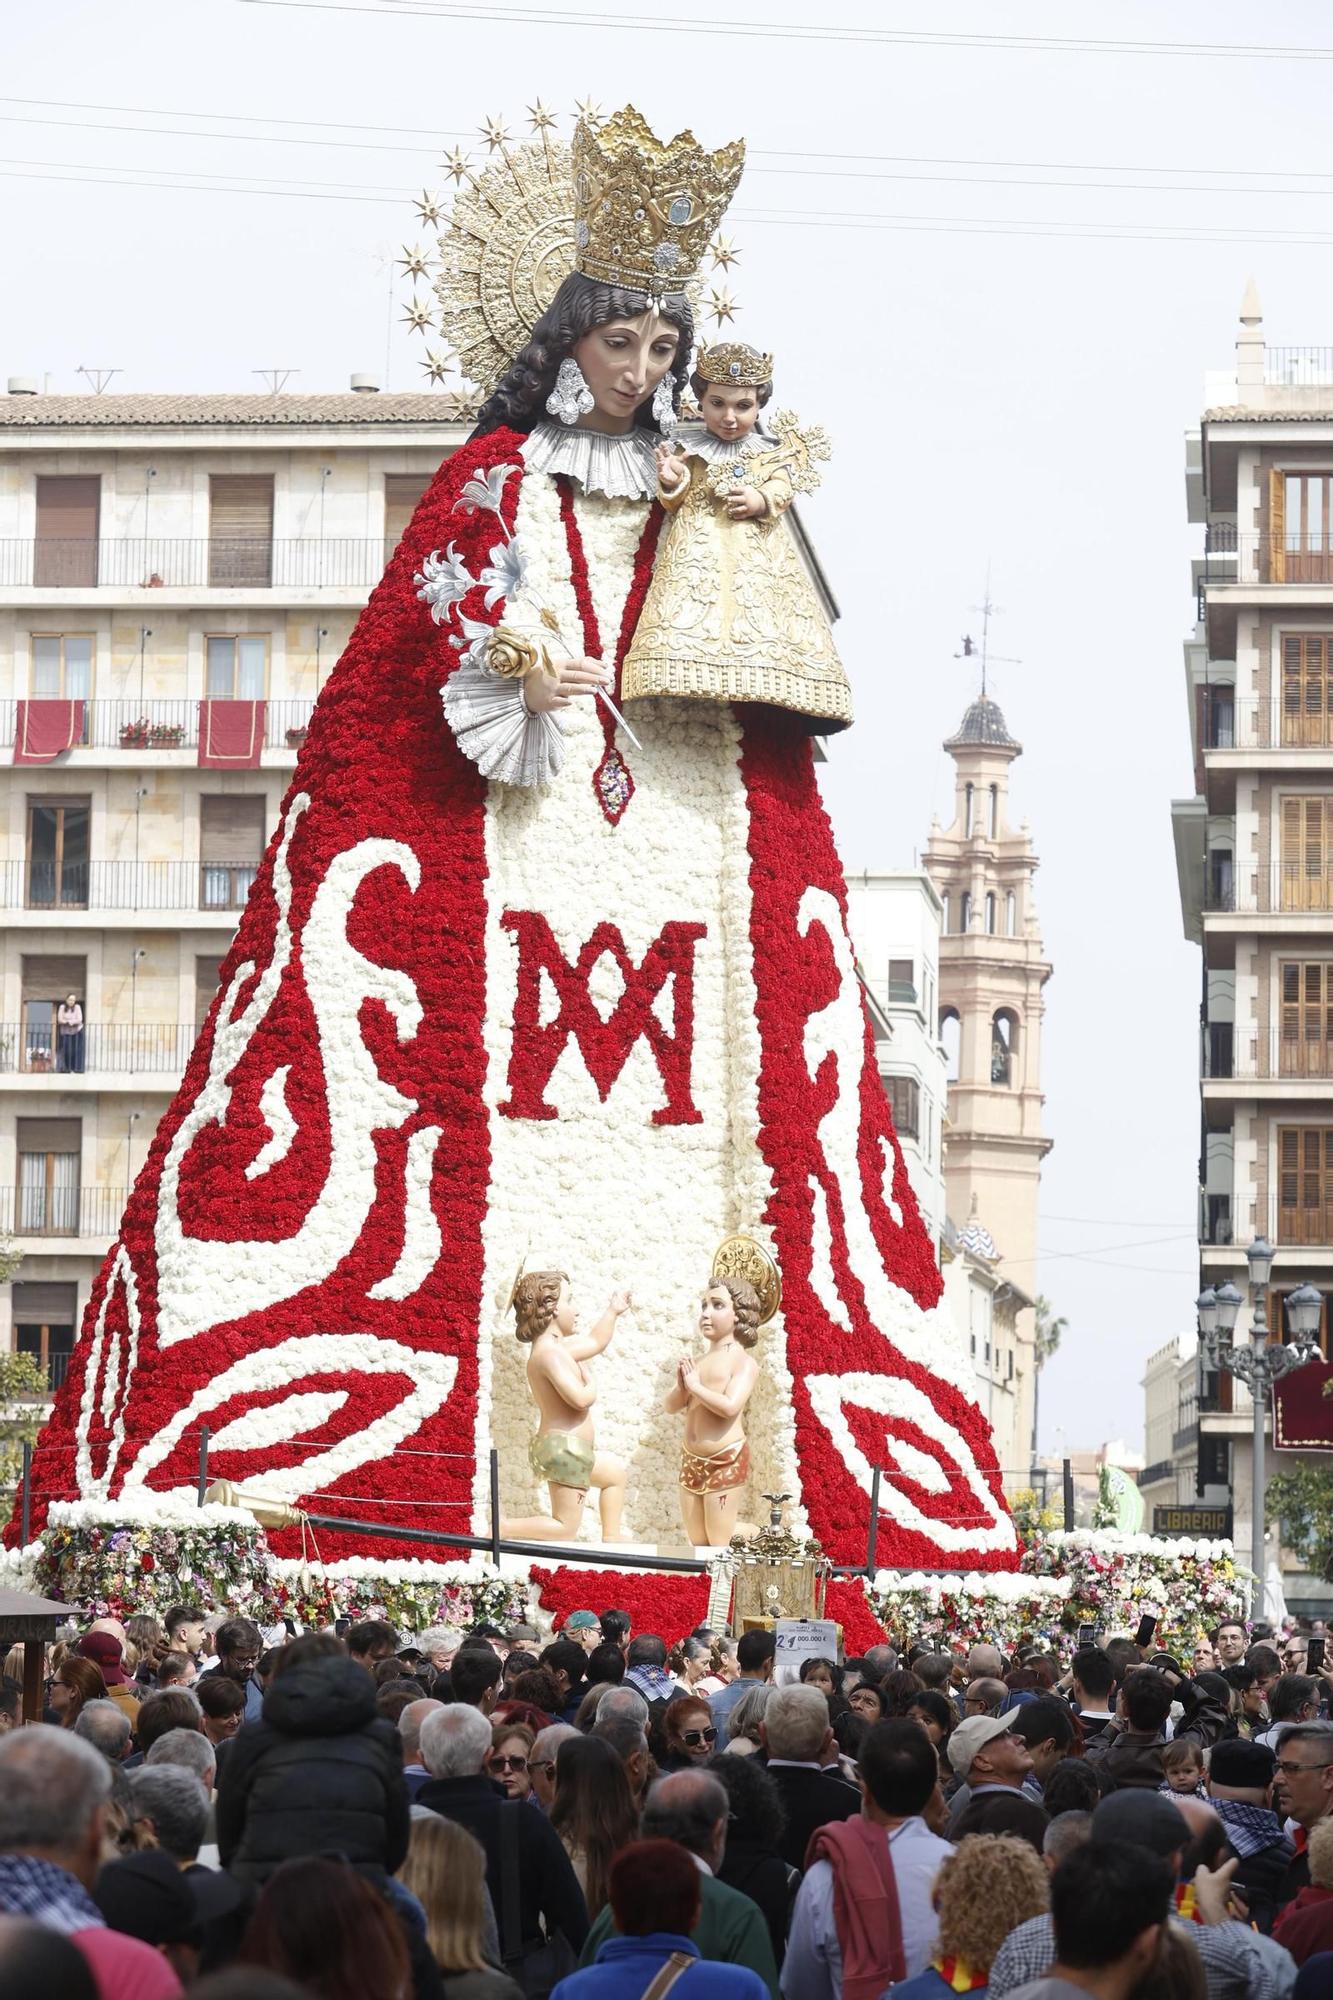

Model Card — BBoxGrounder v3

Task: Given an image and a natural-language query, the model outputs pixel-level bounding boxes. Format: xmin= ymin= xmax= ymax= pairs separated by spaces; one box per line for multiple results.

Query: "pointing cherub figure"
xmin=621 ymin=341 xmax=851 ymax=732
xmin=666 ymin=1240 xmax=780 ymax=1547
xmin=501 ymin=1270 xmax=631 ymax=1544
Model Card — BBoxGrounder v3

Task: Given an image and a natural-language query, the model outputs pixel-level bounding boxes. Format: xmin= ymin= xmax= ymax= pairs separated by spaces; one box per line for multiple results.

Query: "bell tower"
xmin=924 ymin=693 xmax=1052 ymax=1477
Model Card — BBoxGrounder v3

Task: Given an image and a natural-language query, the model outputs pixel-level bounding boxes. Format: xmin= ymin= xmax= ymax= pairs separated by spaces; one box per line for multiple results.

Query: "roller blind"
xmin=200 ymin=795 xmax=265 ymax=866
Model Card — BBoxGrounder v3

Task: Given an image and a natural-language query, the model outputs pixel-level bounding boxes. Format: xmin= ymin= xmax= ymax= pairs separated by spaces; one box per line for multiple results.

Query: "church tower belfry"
xmin=924 ymin=692 xmax=1052 ymax=1479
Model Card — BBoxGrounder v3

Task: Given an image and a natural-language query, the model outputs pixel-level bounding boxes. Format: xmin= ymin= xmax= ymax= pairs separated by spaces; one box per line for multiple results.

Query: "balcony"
xmin=1202 ymin=690 xmax=1333 ymax=753
xmin=1202 ymin=865 xmax=1333 ymax=916
xmin=1199 ymin=1192 xmax=1233 ymax=1246
xmin=0 ymin=1185 xmax=127 ymax=1242
xmin=0 ymin=537 xmax=391 ymax=592
xmin=1205 ymin=1028 xmax=1333 ymax=1084
xmin=0 ymin=1021 xmax=192 ymax=1075
xmin=1202 ymin=526 xmax=1333 ymax=589
xmin=0 ymin=698 xmax=313 ymax=754
xmin=1 ymin=860 xmax=257 ymax=913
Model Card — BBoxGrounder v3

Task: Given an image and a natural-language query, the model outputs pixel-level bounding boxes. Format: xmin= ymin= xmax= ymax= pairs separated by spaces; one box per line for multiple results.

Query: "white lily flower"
xmin=414 ymin=542 xmax=476 ymax=623
xmin=479 ymin=534 xmax=529 ymax=612
xmin=449 ymin=612 xmax=495 ymax=671
xmin=455 ymin=462 xmax=519 ymax=521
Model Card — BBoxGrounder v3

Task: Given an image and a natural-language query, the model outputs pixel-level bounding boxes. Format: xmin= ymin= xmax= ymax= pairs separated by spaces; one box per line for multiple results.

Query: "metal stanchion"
xmin=1062 ymin=1457 xmax=1075 ymax=1531
xmin=489 ymin=1449 xmax=501 ymax=1569
xmin=865 ymin=1465 xmax=882 ymax=1578
xmin=197 ymin=1427 xmax=210 ymax=1507
xmin=20 ymin=1441 xmax=31 ymax=1546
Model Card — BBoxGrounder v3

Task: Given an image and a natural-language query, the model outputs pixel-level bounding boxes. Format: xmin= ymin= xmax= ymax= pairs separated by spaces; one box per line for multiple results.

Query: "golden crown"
xmin=571 ymin=105 xmax=745 ymax=296
xmin=696 ymin=342 xmax=774 ymax=387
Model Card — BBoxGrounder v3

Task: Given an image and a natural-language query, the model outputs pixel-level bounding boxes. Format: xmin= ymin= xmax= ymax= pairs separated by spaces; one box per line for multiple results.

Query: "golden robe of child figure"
xmin=621 ymin=341 xmax=852 ymax=732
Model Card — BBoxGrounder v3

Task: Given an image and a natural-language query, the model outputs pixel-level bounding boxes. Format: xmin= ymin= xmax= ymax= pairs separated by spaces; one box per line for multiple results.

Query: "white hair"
xmin=145 ymin=1729 xmax=216 ymax=1790
xmin=128 ymin=1766 xmax=208 ymax=1863
xmin=763 ymin=1684 xmax=829 ymax=1762
xmin=0 ymin=1726 xmax=110 ymax=1853
xmin=595 ymin=1685 xmax=649 ymax=1727
xmin=420 ymin=1703 xmax=492 ymax=1779
xmin=399 ymin=1697 xmax=444 ymax=1761
xmin=72 ymin=1699 xmax=131 ymax=1761
xmin=417 ymin=1627 xmax=463 ymax=1657
xmin=531 ymin=1722 xmax=579 ymax=1764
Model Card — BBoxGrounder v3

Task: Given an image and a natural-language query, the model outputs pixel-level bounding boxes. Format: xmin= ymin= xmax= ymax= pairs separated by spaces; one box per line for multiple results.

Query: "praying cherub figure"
xmin=665 ymin=1273 xmax=761 ymax=1548
xmin=621 ymin=340 xmax=851 ymax=731
xmin=500 ymin=1271 xmax=630 ymax=1544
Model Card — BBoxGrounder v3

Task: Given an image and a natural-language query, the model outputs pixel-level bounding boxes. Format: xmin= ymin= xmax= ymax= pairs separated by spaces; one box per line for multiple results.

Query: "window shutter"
xmin=20 ymin=954 xmax=86 ymax=1004
xmin=34 ymin=477 xmax=100 ymax=586
xmin=209 ymin=476 xmax=274 ymax=586
xmin=200 ymin=795 xmax=265 ymax=866
xmin=384 ymin=474 xmax=430 ymax=558
xmin=16 ymin=1116 xmax=81 ymax=1154
xmin=12 ymin=1280 xmax=77 ymax=1324
xmin=1271 ymin=468 xmax=1287 ymax=582
xmin=195 ymin=955 xmax=224 ymax=1030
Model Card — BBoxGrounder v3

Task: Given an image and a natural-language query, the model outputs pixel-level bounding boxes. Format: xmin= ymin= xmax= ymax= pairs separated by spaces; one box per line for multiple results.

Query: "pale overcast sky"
xmin=10 ymin=0 xmax=1333 ymax=1458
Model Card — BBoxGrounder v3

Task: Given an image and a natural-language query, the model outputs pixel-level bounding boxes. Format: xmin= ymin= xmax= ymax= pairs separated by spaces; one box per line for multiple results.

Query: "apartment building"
xmin=0 ymin=384 xmax=472 ymax=1389
xmin=1174 ymin=289 xmax=1333 ymax=1606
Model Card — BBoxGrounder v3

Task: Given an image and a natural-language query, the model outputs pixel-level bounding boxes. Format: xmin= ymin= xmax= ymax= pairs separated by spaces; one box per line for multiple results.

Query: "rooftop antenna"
xmin=954 ymin=569 xmax=1021 ymax=699
xmin=77 ymin=367 xmax=121 ymax=394
xmin=253 ymin=369 xmax=298 ymax=395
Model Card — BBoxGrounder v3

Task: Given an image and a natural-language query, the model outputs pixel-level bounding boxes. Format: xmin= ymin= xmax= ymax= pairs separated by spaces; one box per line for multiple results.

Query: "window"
xmin=1270 ymin=1285 xmax=1331 ymax=1357
xmin=384 ymin=473 xmax=431 ymax=562
xmin=1006 ymin=890 xmax=1017 ymax=936
xmin=1278 ymin=1126 xmax=1333 ymax=1245
xmin=34 ymin=475 xmax=99 ymax=586
xmin=31 ymin=634 xmax=92 ymax=700
xmin=888 ymin=957 xmax=915 ymax=1004
xmin=26 ymin=798 xmax=89 ymax=909
xmin=20 ymin=954 xmax=85 ymax=1072
xmin=12 ymin=1279 xmax=77 ymax=1391
xmin=988 ymin=784 xmax=998 ymax=838
xmin=200 ymin=795 xmax=265 ymax=909
xmin=1280 ymin=961 xmax=1333 ymax=1078
xmin=940 ymin=1008 xmax=961 ymax=1084
xmin=208 ymin=475 xmax=274 ymax=587
xmin=991 ymin=1009 xmax=1018 ymax=1086
xmin=1275 ymin=472 xmax=1333 ymax=583
xmin=1280 ymin=797 xmax=1333 ymax=910
xmin=940 ymin=893 xmax=951 ymax=934
xmin=883 ymin=1073 xmax=920 ymax=1139
xmin=195 ymin=955 xmax=224 ymax=1032
xmin=16 ymin=1117 xmax=80 ymax=1236
xmin=206 ymin=635 xmax=268 ymax=699
xmin=964 ymin=783 xmax=975 ymax=837
xmin=959 ymin=891 xmax=972 ymax=931
xmin=1282 ymin=635 xmax=1333 ymax=747
xmin=985 ymin=892 xmax=997 ymax=934
xmin=1208 ymin=849 xmax=1235 ymax=910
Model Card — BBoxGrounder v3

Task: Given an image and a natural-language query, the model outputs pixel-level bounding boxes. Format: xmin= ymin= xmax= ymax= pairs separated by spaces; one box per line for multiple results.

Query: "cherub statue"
xmin=620 ymin=341 xmax=851 ymax=731
xmin=500 ymin=1270 xmax=630 ymax=1544
xmin=665 ymin=1272 xmax=762 ymax=1548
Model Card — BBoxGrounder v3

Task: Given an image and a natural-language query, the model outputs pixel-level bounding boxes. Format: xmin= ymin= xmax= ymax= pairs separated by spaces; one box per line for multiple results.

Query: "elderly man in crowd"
xmin=398 ymin=1696 xmax=443 ymax=1801
xmin=530 ymin=1722 xmax=580 ymax=1813
xmin=0 ymin=1725 xmax=182 ymax=1997
xmin=947 ymin=1715 xmax=1047 ymax=1851
xmin=72 ymin=1701 xmax=131 ymax=1766
xmin=578 ymin=1770 xmax=779 ymax=1996
xmin=1274 ymin=1721 xmax=1333 ymax=1910
xmin=755 ymin=1685 xmax=858 ymax=1870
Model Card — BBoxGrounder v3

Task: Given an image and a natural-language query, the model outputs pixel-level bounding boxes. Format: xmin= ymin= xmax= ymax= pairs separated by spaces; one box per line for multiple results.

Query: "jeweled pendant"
xmin=593 ymin=744 xmax=634 ymax=825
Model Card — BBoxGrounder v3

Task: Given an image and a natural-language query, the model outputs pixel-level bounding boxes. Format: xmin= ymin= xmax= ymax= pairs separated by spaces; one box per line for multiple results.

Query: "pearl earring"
xmin=546 ymin=358 xmax=594 ymax=427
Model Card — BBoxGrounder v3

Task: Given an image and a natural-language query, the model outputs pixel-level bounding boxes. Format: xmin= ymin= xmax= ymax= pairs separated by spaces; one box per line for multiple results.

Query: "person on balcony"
xmin=56 ymin=995 xmax=84 ymax=1074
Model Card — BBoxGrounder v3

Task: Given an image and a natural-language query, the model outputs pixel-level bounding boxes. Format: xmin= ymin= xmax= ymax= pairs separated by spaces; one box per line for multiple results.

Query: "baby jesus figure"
xmin=664 ymin=1273 xmax=761 ymax=1548
xmin=500 ymin=1270 xmax=630 ymax=1544
xmin=620 ymin=340 xmax=851 ymax=731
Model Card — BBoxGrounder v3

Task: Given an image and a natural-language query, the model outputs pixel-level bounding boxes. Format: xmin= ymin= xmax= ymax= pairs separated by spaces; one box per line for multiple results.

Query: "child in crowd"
xmin=1160 ymin=1736 xmax=1208 ymax=1798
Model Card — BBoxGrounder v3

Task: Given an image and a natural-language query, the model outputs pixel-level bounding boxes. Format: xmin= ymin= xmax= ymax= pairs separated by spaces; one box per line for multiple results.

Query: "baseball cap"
xmin=1092 ymin=1788 xmax=1188 ymax=1856
xmin=1210 ymin=1737 xmax=1277 ymax=1789
xmin=93 ymin=1851 xmax=201 ymax=1946
xmin=947 ymin=1711 xmax=1018 ymax=1779
xmin=564 ymin=1611 xmax=600 ymax=1634
xmin=78 ymin=1631 xmax=129 ymax=1686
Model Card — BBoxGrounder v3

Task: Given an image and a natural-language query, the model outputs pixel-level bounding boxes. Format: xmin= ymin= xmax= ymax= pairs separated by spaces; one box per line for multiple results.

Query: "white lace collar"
xmin=522 ymin=422 xmax=659 ymax=500
xmin=672 ymin=422 xmax=769 ymax=464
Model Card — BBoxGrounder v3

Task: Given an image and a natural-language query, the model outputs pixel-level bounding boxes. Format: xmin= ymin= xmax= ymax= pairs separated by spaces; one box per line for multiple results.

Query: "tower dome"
xmin=944 ymin=695 xmax=1021 ymax=754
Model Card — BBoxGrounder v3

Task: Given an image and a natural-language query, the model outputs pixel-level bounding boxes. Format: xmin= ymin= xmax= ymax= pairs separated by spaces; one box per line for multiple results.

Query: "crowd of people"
xmin=3 ymin=1604 xmax=1333 ymax=1998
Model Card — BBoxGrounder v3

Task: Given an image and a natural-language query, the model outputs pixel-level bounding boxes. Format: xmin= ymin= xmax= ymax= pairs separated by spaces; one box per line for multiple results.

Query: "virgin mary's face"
xmin=572 ymin=311 xmax=680 ymax=434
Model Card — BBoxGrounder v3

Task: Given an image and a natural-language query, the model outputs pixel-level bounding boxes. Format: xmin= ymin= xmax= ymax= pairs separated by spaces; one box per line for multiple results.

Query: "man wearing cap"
xmin=564 ymin=1611 xmax=602 ymax=1653
xmin=988 ymin=1790 xmax=1297 ymax=2000
xmin=1206 ymin=1737 xmax=1294 ymax=1935
xmin=76 ymin=1634 xmax=140 ymax=1726
xmin=947 ymin=1713 xmax=1048 ymax=1853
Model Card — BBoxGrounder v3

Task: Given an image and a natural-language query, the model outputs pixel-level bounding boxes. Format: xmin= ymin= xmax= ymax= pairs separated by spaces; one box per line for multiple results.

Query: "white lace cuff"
xmin=441 ymin=663 xmax=565 ymax=788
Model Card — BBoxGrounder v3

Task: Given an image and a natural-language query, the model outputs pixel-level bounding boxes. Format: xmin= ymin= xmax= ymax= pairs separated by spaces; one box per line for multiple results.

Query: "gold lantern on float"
xmin=727 ymin=1492 xmax=832 ymax=1631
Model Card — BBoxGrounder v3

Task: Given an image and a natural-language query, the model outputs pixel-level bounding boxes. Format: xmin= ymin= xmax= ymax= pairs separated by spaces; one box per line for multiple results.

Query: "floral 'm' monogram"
xmin=499 ymin=910 xmax=706 ymax=1126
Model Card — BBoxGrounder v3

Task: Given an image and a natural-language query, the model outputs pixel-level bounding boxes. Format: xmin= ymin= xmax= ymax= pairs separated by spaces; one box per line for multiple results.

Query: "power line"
xmin=234 ymin=0 xmax=1333 ymax=62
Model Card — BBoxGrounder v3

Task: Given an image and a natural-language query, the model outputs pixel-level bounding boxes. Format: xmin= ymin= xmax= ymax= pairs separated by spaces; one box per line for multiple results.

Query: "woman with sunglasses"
xmin=660 ymin=1696 xmax=718 ymax=1770
xmin=488 ymin=1721 xmax=535 ymax=1802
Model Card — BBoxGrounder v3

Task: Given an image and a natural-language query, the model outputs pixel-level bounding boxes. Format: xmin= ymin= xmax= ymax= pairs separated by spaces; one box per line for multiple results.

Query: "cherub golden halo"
xmin=711 ymin=1234 xmax=782 ymax=1326
xmin=696 ymin=342 xmax=774 ymax=387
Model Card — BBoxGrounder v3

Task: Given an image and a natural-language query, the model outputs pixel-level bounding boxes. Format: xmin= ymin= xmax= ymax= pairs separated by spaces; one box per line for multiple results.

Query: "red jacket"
xmin=1274 ymin=1883 xmax=1333 ymax=1964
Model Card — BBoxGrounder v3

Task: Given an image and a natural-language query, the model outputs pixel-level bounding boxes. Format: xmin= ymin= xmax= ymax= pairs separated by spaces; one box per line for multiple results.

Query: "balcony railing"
xmin=2 ymin=860 xmax=257 ymax=912
xmin=1199 ymin=1193 xmax=1233 ymax=1246
xmin=0 ymin=699 xmax=314 ymax=752
xmin=1202 ymin=864 xmax=1333 ymax=914
xmin=1265 ymin=348 xmax=1333 ymax=387
xmin=0 ymin=1021 xmax=193 ymax=1074
xmin=1202 ymin=690 xmax=1333 ymax=752
xmin=0 ymin=538 xmax=391 ymax=590
xmin=0 ymin=1185 xmax=127 ymax=1239
xmin=1203 ymin=526 xmax=1333 ymax=587
xmin=1278 ymin=1204 xmax=1333 ymax=1247
xmin=1205 ymin=1027 xmax=1333 ymax=1083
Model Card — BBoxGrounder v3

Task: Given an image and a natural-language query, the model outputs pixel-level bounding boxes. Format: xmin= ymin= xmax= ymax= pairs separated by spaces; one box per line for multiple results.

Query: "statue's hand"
xmin=724 ymin=484 xmax=766 ymax=521
xmin=523 ymin=654 xmax=610 ymax=714
xmin=608 ymin=1289 xmax=633 ymax=1316
xmin=656 ymin=446 xmax=689 ymax=489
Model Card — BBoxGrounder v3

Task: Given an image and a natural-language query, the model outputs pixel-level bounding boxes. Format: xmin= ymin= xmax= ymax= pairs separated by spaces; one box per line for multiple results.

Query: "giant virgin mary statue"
xmin=16 ymin=108 xmax=1019 ymax=1572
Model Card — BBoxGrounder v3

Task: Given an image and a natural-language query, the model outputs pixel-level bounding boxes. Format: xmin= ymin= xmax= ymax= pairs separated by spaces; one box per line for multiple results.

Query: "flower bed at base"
xmin=5 ymin=1507 xmax=1248 ymax=1653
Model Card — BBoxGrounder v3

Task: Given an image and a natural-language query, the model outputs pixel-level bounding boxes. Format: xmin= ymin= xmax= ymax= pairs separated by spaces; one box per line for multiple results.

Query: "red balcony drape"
xmin=197 ymin=699 xmax=266 ymax=769
xmin=13 ymin=699 xmax=85 ymax=765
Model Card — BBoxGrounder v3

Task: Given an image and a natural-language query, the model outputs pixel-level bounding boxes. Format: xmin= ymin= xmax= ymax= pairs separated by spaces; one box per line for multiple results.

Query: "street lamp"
xmin=1196 ymin=1244 xmax=1322 ymax=1615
